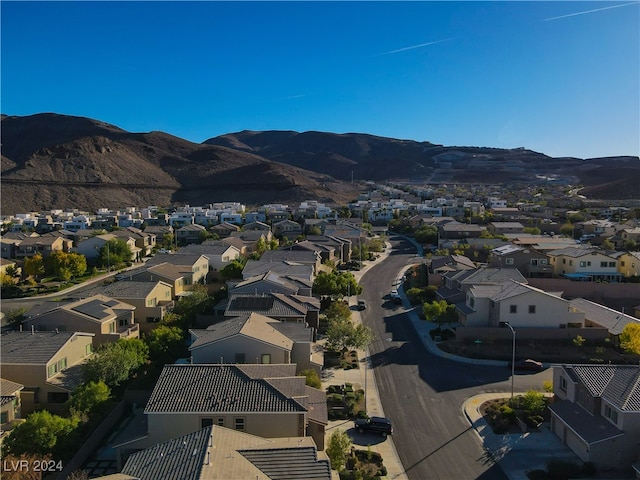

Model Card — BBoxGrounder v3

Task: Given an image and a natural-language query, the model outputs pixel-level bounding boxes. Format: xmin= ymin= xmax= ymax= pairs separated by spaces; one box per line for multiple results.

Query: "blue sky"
xmin=2 ymin=1 xmax=639 ymax=159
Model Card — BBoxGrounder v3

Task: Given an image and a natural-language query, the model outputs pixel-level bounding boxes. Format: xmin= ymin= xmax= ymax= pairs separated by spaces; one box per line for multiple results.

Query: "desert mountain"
xmin=1 ymin=113 xmax=638 ymax=214
xmin=0 ymin=114 xmax=361 ymax=214
xmin=207 ymin=130 xmax=639 ymax=196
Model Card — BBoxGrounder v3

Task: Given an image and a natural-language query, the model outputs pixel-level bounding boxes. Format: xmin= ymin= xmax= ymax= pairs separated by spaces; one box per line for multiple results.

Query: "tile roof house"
xmin=488 ymin=245 xmax=553 ymax=278
xmin=69 ymin=281 xmax=174 ymax=333
xmin=220 ymin=293 xmax=321 ymax=331
xmin=1 ymin=378 xmax=24 ymax=436
xmin=549 ymin=364 xmax=640 ymax=472
xmin=429 ymin=254 xmax=476 ymax=274
xmin=120 ymin=425 xmax=332 ymax=480
xmin=242 ymin=260 xmax=314 ymax=282
xmin=260 ymin=250 xmax=322 ymax=275
xmin=569 ymin=298 xmax=640 ymax=344
xmin=547 ymin=247 xmax=621 ymax=282
xmin=0 ymin=330 xmax=94 ymax=415
xmin=15 ymin=234 xmax=73 ymax=260
xmin=22 ymin=294 xmax=139 ymax=345
xmin=230 ymin=271 xmax=313 ymax=297
xmin=189 ymin=312 xmax=323 ymax=374
xmin=437 ymin=267 xmax=527 ymax=304
xmin=115 ymin=364 xmax=328 ymax=459
xmin=177 ymin=242 xmax=240 ymax=273
xmin=124 ymin=254 xmax=209 ymax=297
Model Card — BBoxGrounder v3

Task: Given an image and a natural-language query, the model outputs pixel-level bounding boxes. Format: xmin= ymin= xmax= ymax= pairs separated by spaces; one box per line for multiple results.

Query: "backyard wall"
xmin=456 ymin=326 xmax=608 ymax=342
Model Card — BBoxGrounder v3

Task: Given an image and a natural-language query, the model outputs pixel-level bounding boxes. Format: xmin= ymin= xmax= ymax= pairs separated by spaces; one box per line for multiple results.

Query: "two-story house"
xmin=548 ymin=247 xmax=621 ymax=282
xmin=114 ymin=364 xmax=328 ymax=456
xmin=488 ymin=245 xmax=553 ymax=278
xmin=15 ymin=234 xmax=73 ymax=260
xmin=143 ymin=254 xmax=209 ymax=290
xmin=549 ymin=364 xmax=640 ymax=471
xmin=0 ymin=330 xmax=94 ymax=414
xmin=189 ymin=312 xmax=322 ymax=374
xmin=230 ymin=271 xmax=313 ymax=297
xmin=487 ymin=222 xmax=526 ymax=236
xmin=616 ymin=251 xmax=640 ymax=278
xmin=22 ymin=294 xmax=139 ymax=345
xmin=437 ymin=267 xmax=527 ymax=304
xmin=176 ymin=224 xmax=206 ymax=246
xmin=272 ymin=219 xmax=303 ymax=238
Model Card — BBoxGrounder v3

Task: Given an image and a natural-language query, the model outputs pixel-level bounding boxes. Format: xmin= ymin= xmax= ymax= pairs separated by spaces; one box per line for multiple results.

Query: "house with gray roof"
xmin=22 ymin=294 xmax=138 ymax=345
xmin=220 ymin=293 xmax=320 ymax=332
xmin=0 ymin=330 xmax=94 ymax=415
xmin=119 ymin=425 xmax=332 ymax=480
xmin=550 ymin=364 xmax=640 ymax=472
xmin=189 ymin=312 xmax=323 ymax=374
xmin=242 ymin=260 xmax=314 ymax=282
xmin=115 ymin=364 xmax=328 ymax=459
xmin=260 ymin=249 xmax=321 ymax=274
xmin=437 ymin=267 xmax=527 ymax=304
xmin=230 ymin=271 xmax=312 ymax=297
xmin=569 ymin=298 xmax=640 ymax=345
xmin=69 ymin=281 xmax=174 ymax=333
xmin=488 ymin=245 xmax=553 ymax=278
xmin=178 ymin=242 xmax=240 ymax=273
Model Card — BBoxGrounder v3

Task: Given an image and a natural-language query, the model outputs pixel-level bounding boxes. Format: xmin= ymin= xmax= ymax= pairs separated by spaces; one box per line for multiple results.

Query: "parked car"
xmin=390 ymin=290 xmax=402 ymax=304
xmin=358 ymin=299 xmax=367 ymax=310
xmin=354 ymin=416 xmax=393 ymax=437
xmin=508 ymin=358 xmax=544 ymax=371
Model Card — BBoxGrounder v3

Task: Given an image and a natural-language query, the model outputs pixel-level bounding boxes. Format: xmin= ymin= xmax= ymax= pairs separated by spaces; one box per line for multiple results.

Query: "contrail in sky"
xmin=544 ymin=2 xmax=638 ymax=21
xmin=377 ymin=39 xmax=451 ymax=56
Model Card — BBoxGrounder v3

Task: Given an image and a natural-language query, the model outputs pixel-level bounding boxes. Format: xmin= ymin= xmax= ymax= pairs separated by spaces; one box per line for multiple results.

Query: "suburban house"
xmin=227 ymin=230 xmax=273 ymax=254
xmin=143 ymin=225 xmax=174 ymax=245
xmin=549 ymin=364 xmax=640 ymax=472
xmin=487 ymin=222 xmax=526 ymax=236
xmin=230 ymin=271 xmax=313 ymax=297
xmin=142 ymin=254 xmax=210 ymax=290
xmin=429 ymin=254 xmax=476 ymax=274
xmin=241 ymin=259 xmax=315 ymax=283
xmin=75 ymin=233 xmax=138 ymax=263
xmin=488 ymin=245 xmax=553 ymax=278
xmin=220 ymin=293 xmax=321 ymax=332
xmin=15 ymin=234 xmax=73 ymax=260
xmin=219 ymin=236 xmax=248 ymax=256
xmin=0 ymin=257 xmax=18 ymax=275
xmin=118 ymin=425 xmax=332 ymax=480
xmin=1 ymin=378 xmax=23 ymax=434
xmin=189 ymin=312 xmax=323 ymax=374
xmin=111 ymin=226 xmax=157 ymax=257
xmin=176 ymin=224 xmax=206 ymax=246
xmin=439 ymin=222 xmax=486 ymax=240
xmin=548 ymin=247 xmax=622 ymax=282
xmin=616 ymin=251 xmax=640 ymax=278
xmin=569 ymin=298 xmax=640 ymax=345
xmin=123 ymin=263 xmax=191 ymax=299
xmin=243 ymin=220 xmax=271 ymax=232
xmin=69 ymin=281 xmax=174 ymax=333
xmin=457 ymin=280 xmax=585 ymax=330
xmin=260 ymin=249 xmax=322 ymax=275
xmin=209 ymin=221 xmax=241 ymax=238
xmin=616 ymin=227 xmax=640 ymax=250
xmin=306 ymin=235 xmax=352 ymax=263
xmin=115 ymin=364 xmax=328 ymax=459
xmin=0 ymin=330 xmax=94 ymax=415
xmin=272 ymin=219 xmax=303 ymax=238
xmin=437 ymin=267 xmax=527 ymax=304
xmin=22 ymin=294 xmax=139 ymax=345
xmin=283 ymin=239 xmax=336 ymax=264
xmin=176 ymin=242 xmax=241 ymax=274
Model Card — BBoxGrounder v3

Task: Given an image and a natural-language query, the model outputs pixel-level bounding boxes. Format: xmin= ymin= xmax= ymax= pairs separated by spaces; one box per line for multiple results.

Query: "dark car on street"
xmin=508 ymin=358 xmax=544 ymax=372
xmin=354 ymin=416 xmax=393 ymax=437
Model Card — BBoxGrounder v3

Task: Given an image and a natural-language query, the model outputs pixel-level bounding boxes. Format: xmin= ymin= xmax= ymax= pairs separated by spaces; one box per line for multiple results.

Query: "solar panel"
xmin=230 ymin=296 xmax=275 ymax=311
xmin=71 ymin=300 xmax=109 ymax=319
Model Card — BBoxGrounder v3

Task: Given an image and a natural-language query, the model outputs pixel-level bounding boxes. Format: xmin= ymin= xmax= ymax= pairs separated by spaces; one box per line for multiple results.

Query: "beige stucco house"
xmin=0 ymin=330 xmax=94 ymax=414
xmin=1 ymin=378 xmax=24 ymax=435
xmin=547 ymin=247 xmax=621 ymax=282
xmin=22 ymin=294 xmax=138 ymax=345
xmin=549 ymin=364 xmax=640 ymax=472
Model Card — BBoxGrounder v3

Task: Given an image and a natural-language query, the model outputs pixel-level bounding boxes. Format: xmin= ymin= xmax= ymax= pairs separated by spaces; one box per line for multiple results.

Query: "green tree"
xmin=99 ymin=239 xmax=132 ymax=270
xmin=171 ymin=284 xmax=212 ymax=327
xmin=624 ymin=240 xmax=637 ymax=251
xmin=300 ymin=369 xmax=321 ymax=389
xmin=45 ymin=251 xmax=87 ymax=281
xmin=220 ymin=258 xmax=246 ymax=280
xmin=523 ymin=227 xmax=541 ymax=235
xmin=414 ymin=225 xmax=438 ymax=244
xmin=145 ymin=325 xmax=186 ymax=363
xmin=313 ymin=271 xmax=362 ymax=299
xmin=601 ymin=238 xmax=615 ymax=250
xmin=620 ymin=323 xmax=640 ymax=355
xmin=67 ymin=380 xmax=111 ymax=415
xmin=0 ymin=272 xmax=14 ymax=288
xmin=307 ymin=225 xmax=322 ymax=236
xmin=422 ymin=300 xmax=457 ymax=327
xmin=326 ymin=430 xmax=352 ymax=472
xmin=83 ymin=338 xmax=149 ymax=388
xmin=1 ymin=410 xmax=78 ymax=457
xmin=559 ymin=223 xmax=574 ymax=237
xmin=325 ymin=316 xmax=373 ymax=354
xmin=324 ymin=300 xmax=352 ymax=323
xmin=23 ymin=253 xmax=45 ymax=280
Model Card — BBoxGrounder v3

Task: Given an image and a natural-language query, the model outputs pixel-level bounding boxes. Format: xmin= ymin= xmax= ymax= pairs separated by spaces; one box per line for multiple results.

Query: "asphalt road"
xmin=359 ymin=237 xmax=551 ymax=480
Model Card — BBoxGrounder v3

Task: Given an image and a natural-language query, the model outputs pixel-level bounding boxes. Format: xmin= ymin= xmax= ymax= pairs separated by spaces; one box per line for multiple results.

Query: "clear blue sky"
xmin=2 ymin=1 xmax=639 ymax=159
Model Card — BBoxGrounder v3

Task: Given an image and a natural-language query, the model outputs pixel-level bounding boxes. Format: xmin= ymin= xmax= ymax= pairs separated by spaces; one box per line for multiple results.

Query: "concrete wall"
xmin=191 ymin=336 xmax=289 ymax=365
xmin=456 ymin=326 xmax=608 ymax=342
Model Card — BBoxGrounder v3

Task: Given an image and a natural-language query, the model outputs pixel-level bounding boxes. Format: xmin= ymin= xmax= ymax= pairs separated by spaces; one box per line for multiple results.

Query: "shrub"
xmin=499 ymin=405 xmax=516 ymax=421
xmin=546 ymin=459 xmax=581 ymax=479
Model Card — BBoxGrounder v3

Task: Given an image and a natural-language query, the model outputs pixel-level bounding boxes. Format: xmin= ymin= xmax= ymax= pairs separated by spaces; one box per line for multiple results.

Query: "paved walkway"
xmin=328 ymin=239 xmax=582 ymax=480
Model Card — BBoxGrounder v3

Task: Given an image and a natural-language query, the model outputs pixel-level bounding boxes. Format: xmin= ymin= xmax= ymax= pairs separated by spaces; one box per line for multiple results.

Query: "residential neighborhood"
xmin=1 ymin=187 xmax=640 ymax=480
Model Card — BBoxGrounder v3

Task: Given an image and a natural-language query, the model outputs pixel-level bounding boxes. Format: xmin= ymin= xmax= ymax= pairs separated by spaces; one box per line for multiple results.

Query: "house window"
xmin=261 ymin=354 xmax=271 ymax=364
xmin=540 ymin=259 xmax=547 ymax=265
xmin=217 ymin=418 xmax=225 ymax=426
xmin=621 ymin=261 xmax=625 ymax=267
xmin=58 ymin=358 xmax=67 ymax=371
xmin=579 ymin=261 xmax=586 ymax=267
xmin=201 ymin=418 xmax=214 ymax=428
xmin=509 ymin=305 xmax=517 ymax=314
xmin=528 ymin=305 xmax=536 ymax=314
xmin=530 ymin=259 xmax=538 ymax=266
xmin=108 ymin=322 xmax=116 ymax=333
xmin=234 ymin=417 xmax=245 ymax=431
xmin=562 ymin=259 xmax=566 ymax=264
xmin=569 ymin=260 xmax=573 ymax=266
xmin=608 ymin=262 xmax=616 ymax=268
xmin=235 ymin=353 xmax=246 ymax=364
xmin=600 ymin=262 xmax=608 ymax=268
xmin=47 ymin=364 xmax=57 ymax=378
xmin=604 ymin=404 xmax=618 ymax=424
xmin=0 ymin=411 xmax=8 ymax=424
xmin=559 ymin=376 xmax=567 ymax=392
xmin=47 ymin=392 xmax=69 ymax=404
xmin=85 ymin=344 xmax=93 ymax=356
xmin=505 ymin=258 xmax=514 ymax=265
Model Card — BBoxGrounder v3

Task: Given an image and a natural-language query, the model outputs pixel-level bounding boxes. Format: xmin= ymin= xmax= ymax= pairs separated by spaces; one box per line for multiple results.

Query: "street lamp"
xmin=505 ymin=322 xmax=516 ymax=400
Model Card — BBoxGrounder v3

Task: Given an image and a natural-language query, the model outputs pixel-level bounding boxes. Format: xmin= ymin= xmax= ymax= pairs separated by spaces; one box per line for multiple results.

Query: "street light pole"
xmin=505 ymin=322 xmax=516 ymax=400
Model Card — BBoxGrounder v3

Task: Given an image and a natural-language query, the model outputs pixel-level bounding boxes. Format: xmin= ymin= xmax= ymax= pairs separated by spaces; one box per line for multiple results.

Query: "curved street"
xmin=358 ymin=236 xmax=551 ymax=480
